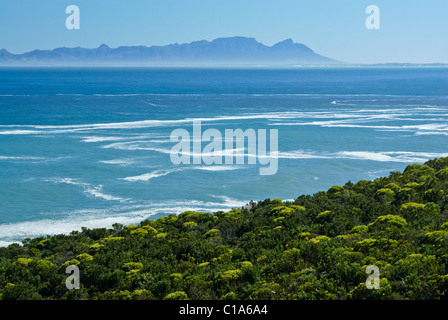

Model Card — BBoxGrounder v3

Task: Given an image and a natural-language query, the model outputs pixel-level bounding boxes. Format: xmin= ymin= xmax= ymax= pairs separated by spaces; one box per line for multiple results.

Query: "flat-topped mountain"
xmin=0 ymin=37 xmax=339 ymax=66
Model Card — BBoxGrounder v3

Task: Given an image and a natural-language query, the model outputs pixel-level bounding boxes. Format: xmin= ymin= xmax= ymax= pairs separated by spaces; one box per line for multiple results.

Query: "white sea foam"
xmin=0 ymin=213 xmax=152 ymax=244
xmin=194 ymin=165 xmax=244 ymax=171
xmin=143 ymin=102 xmax=165 ymax=107
xmin=415 ymin=131 xmax=448 ymax=136
xmin=108 ymin=141 xmax=448 ymax=165
xmin=121 ymin=168 xmax=183 ymax=182
xmin=99 ymin=158 xmax=137 ymax=166
xmin=103 ymin=141 xmax=247 ymax=158
xmin=277 ymin=150 xmax=328 ymax=159
xmin=0 ymin=156 xmax=70 ymax=163
xmin=101 ymin=140 xmax=165 ymax=151
xmin=93 ymin=94 xmax=141 ymax=97
xmin=275 ymin=150 xmax=448 ymax=163
xmin=270 ymin=119 xmax=448 ymax=135
xmin=46 ymin=178 xmax=129 ymax=202
xmin=0 ymin=107 xmax=444 ymax=136
xmin=81 ymin=136 xmax=130 ymax=143
xmin=0 ymin=111 xmax=356 ymax=135
xmin=209 ymin=195 xmax=248 ymax=208
xmin=0 ymin=197 xmax=248 ymax=245
xmin=85 ymin=185 xmax=127 ymax=202
xmin=0 ymin=156 xmax=46 ymax=160
xmin=336 ymin=151 xmax=398 ymax=162
xmin=0 ymin=130 xmax=42 ymax=135
xmin=0 ymin=240 xmax=20 ymax=247
xmin=121 ymin=164 xmax=245 ymax=182
xmin=337 ymin=151 xmax=448 ymax=163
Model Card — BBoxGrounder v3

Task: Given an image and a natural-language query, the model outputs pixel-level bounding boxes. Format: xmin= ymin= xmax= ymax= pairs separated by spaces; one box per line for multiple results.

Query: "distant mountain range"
xmin=0 ymin=37 xmax=341 ymax=66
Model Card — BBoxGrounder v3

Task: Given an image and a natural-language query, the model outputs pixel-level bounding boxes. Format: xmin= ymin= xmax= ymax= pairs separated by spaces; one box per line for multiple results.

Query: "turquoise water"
xmin=0 ymin=67 xmax=447 ymax=245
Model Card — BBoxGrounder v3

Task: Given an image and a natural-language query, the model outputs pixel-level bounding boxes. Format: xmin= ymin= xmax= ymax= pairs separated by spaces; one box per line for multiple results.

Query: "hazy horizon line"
xmin=1 ymin=36 xmax=447 ymax=66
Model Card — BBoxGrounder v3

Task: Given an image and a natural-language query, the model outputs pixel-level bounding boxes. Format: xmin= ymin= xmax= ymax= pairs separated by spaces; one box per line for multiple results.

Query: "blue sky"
xmin=0 ymin=0 xmax=447 ymax=63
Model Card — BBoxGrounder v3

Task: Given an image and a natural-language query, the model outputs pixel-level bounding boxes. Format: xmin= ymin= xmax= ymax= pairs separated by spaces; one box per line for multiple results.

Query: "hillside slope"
xmin=1 ymin=158 xmax=448 ymax=300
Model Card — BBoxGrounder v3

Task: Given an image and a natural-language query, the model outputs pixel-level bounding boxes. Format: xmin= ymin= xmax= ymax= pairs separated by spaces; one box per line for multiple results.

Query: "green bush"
xmin=370 ymin=214 xmax=407 ymax=228
xmin=164 ymin=291 xmax=188 ymax=300
xmin=375 ymin=188 xmax=395 ymax=203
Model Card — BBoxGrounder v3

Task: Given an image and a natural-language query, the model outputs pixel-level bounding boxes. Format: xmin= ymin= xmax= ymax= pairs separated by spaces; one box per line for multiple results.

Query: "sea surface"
xmin=0 ymin=67 xmax=447 ymax=246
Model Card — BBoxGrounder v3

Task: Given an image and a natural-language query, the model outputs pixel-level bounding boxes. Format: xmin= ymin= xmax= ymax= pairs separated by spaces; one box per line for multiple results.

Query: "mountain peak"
xmin=213 ymin=36 xmax=257 ymax=41
xmin=275 ymin=38 xmax=295 ymax=46
xmin=0 ymin=49 xmax=12 ymax=58
xmin=210 ymin=36 xmax=260 ymax=45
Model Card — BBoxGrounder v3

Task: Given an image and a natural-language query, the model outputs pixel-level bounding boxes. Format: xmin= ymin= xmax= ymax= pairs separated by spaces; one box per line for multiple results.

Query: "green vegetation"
xmin=1 ymin=158 xmax=448 ymax=300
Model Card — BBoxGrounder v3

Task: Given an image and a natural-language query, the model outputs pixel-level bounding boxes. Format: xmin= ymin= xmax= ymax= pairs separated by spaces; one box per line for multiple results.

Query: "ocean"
xmin=0 ymin=67 xmax=447 ymax=246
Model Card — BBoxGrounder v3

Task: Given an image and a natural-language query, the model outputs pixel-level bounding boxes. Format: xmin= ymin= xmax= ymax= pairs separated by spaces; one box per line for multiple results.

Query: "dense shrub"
xmin=1 ymin=158 xmax=448 ymax=300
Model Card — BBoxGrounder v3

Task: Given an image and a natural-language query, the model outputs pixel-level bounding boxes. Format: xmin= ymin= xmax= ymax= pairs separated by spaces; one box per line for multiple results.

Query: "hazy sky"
xmin=0 ymin=0 xmax=447 ymax=63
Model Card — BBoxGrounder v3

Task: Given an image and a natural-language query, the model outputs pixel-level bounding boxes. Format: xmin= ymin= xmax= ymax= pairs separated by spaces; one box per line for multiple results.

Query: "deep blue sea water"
xmin=0 ymin=67 xmax=447 ymax=245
